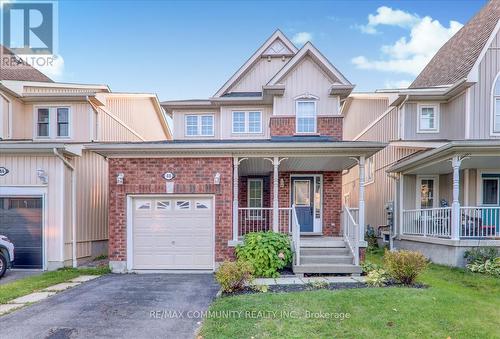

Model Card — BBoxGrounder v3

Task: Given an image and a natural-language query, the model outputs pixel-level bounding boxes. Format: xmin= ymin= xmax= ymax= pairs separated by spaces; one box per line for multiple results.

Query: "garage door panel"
xmin=132 ymin=197 xmax=214 ymax=270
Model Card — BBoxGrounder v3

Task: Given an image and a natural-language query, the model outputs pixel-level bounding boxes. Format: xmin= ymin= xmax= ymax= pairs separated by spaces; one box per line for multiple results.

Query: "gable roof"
xmin=0 ymin=45 xmax=53 ymax=83
xmin=213 ymin=30 xmax=298 ymax=97
xmin=267 ymin=42 xmax=352 ymax=86
xmin=410 ymin=0 xmax=500 ymax=89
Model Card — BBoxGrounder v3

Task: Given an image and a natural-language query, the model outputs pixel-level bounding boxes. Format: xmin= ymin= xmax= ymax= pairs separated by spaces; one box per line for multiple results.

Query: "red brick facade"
xmin=108 ymin=157 xmax=234 ymax=263
xmin=269 ymin=116 xmax=343 ymax=139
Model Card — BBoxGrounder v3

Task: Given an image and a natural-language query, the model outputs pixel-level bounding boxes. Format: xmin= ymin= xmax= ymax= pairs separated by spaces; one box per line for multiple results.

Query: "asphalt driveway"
xmin=0 ymin=274 xmax=219 ymax=339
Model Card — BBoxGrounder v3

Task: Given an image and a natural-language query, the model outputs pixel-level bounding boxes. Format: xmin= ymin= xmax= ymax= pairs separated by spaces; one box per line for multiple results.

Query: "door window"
xmin=419 ymin=179 xmax=435 ymax=209
xmin=294 ymin=180 xmax=311 ymax=206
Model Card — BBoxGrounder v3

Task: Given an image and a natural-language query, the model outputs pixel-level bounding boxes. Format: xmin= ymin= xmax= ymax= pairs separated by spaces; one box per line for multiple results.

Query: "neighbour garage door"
xmin=132 ymin=196 xmax=214 ymax=270
xmin=0 ymin=197 xmax=43 ymax=269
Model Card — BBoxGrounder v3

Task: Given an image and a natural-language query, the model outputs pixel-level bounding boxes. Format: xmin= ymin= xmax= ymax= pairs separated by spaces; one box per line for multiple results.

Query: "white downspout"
xmin=53 ymin=148 xmax=77 ymax=268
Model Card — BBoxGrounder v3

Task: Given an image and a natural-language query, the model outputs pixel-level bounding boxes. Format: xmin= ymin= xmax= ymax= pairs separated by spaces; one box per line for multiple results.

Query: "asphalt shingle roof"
xmin=0 ymin=45 xmax=53 ymax=82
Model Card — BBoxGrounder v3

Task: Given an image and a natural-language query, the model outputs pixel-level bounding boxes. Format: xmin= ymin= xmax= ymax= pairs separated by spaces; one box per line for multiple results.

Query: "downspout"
xmin=53 ymin=148 xmax=77 ymax=268
xmin=387 ymin=173 xmax=399 ymax=251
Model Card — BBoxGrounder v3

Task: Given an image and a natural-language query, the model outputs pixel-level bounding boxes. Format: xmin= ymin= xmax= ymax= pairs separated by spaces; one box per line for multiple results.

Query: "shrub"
xmin=464 ymin=247 xmax=499 ymax=265
xmin=366 ymin=269 xmax=389 ymax=287
xmin=235 ymin=232 xmax=292 ymax=278
xmin=215 ymin=260 xmax=254 ymax=293
xmin=383 ymin=249 xmax=428 ymax=285
xmin=466 ymin=257 xmax=500 ymax=277
xmin=365 ymin=225 xmax=378 ymax=250
xmin=361 ymin=261 xmax=382 ymax=274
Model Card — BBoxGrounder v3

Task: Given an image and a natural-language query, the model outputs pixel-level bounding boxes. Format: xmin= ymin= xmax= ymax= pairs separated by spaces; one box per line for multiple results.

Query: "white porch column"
xmin=232 ymin=157 xmax=239 ymax=242
xmin=398 ymin=173 xmax=404 ymax=239
xmin=272 ymin=156 xmax=279 ymax=232
xmin=451 ymin=156 xmax=462 ymax=240
xmin=358 ymin=156 xmax=366 ymax=242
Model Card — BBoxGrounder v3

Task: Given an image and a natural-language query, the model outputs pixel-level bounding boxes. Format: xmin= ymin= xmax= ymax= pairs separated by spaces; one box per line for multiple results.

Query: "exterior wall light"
xmin=280 ymin=178 xmax=285 ymax=188
xmin=116 ymin=173 xmax=124 ymax=185
xmin=214 ymin=172 xmax=221 ymax=185
xmin=36 ymin=169 xmax=48 ymax=184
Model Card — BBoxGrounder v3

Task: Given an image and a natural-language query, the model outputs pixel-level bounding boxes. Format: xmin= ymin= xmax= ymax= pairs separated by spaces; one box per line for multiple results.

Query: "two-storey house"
xmin=0 ymin=48 xmax=171 ymax=270
xmin=92 ymin=30 xmax=385 ymax=274
xmin=343 ymin=0 xmax=500 ymax=267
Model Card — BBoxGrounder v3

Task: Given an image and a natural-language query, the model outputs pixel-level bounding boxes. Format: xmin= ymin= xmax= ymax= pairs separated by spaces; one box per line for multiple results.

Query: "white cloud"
xmin=383 ymin=79 xmax=412 ymax=89
xmin=352 ymin=7 xmax=462 ymax=76
xmin=359 ymin=6 xmax=420 ymax=34
xmin=21 ymin=54 xmax=65 ymax=80
xmin=292 ymin=32 xmax=312 ymax=45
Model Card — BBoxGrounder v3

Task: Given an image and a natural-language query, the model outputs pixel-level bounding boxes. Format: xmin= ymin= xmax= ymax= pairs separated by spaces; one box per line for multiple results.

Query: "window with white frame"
xmin=418 ymin=104 xmax=439 ymax=132
xmin=493 ymin=77 xmax=500 ymax=133
xmin=185 ymin=115 xmax=214 ymax=136
xmin=36 ymin=107 xmax=71 ymax=138
xmin=232 ymin=111 xmax=262 ymax=133
xmin=365 ymin=156 xmax=375 ymax=184
xmin=248 ymin=179 xmax=263 ymax=219
xmin=296 ymin=100 xmax=317 ymax=133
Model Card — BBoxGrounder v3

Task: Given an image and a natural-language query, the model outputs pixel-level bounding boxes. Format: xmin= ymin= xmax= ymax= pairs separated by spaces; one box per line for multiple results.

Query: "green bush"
xmin=464 ymin=247 xmax=499 ymax=265
xmin=215 ymin=260 xmax=254 ymax=293
xmin=361 ymin=261 xmax=382 ymax=274
xmin=366 ymin=269 xmax=389 ymax=287
xmin=235 ymin=232 xmax=292 ymax=278
xmin=466 ymin=257 xmax=500 ymax=277
xmin=384 ymin=249 xmax=428 ymax=285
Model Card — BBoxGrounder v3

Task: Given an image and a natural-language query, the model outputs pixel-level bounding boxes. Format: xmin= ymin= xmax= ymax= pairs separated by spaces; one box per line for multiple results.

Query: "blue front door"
xmin=292 ymin=177 xmax=314 ymax=232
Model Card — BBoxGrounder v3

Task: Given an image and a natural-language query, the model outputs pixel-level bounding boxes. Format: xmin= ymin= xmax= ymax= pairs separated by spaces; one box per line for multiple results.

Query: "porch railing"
xmin=291 ymin=204 xmax=301 ymax=266
xmin=460 ymin=207 xmax=500 ymax=238
xmin=238 ymin=207 xmax=293 ymax=236
xmin=342 ymin=206 xmax=359 ymax=265
xmin=278 ymin=207 xmax=292 ymax=233
xmin=348 ymin=207 xmax=359 ymax=225
xmin=402 ymin=207 xmax=452 ymax=238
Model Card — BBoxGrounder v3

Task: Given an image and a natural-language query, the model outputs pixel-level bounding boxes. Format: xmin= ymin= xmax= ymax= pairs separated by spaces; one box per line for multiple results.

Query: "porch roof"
xmin=387 ymin=140 xmax=500 ymax=174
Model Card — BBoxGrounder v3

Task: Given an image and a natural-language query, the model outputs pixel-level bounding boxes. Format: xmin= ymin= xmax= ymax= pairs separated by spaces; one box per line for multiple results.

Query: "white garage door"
xmin=132 ymin=196 xmax=214 ymax=270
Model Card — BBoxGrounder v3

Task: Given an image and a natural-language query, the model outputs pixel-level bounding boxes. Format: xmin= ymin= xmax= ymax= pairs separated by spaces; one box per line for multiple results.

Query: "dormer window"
xmin=296 ymin=100 xmax=317 ymax=134
xmin=417 ymin=104 xmax=439 ymax=133
xmin=35 ymin=107 xmax=71 ymax=138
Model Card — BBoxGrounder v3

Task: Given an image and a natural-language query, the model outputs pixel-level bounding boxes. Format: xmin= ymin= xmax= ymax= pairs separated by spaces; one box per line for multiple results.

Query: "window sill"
xmin=416 ymin=130 xmax=439 ymax=134
xmin=294 ymin=132 xmax=320 ymax=136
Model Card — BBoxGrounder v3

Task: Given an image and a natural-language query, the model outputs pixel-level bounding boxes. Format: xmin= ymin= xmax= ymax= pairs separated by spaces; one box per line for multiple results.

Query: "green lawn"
xmin=200 ymin=251 xmax=500 ymax=338
xmin=0 ymin=267 xmax=109 ymax=304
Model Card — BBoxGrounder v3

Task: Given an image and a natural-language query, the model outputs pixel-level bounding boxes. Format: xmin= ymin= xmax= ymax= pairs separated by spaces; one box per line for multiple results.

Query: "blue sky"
xmin=53 ymin=0 xmax=487 ymax=100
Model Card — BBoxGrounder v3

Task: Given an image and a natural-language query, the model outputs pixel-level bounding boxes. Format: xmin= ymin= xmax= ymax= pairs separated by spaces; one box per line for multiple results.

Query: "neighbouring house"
xmin=342 ymin=0 xmax=500 ymax=267
xmin=0 ymin=47 xmax=172 ymax=270
xmin=91 ymin=30 xmax=385 ymax=274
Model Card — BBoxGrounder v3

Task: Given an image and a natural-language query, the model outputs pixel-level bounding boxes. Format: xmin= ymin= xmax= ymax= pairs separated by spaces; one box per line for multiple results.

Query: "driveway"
xmin=0 ymin=269 xmax=43 ymax=285
xmin=0 ymin=274 xmax=219 ymax=339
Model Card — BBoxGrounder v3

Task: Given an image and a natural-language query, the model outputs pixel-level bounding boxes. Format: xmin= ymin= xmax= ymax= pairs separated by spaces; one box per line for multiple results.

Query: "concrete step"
xmin=300 ymin=255 xmax=354 ymax=265
xmin=300 ymin=240 xmax=346 ymax=248
xmin=293 ymin=264 xmax=362 ymax=275
xmin=300 ymin=247 xmax=351 ymax=256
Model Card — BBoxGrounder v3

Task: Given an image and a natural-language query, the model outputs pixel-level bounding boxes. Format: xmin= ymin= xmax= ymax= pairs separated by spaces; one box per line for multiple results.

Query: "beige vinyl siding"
xmin=403 ymin=94 xmax=466 ymax=140
xmin=469 ymin=27 xmax=500 ymax=139
xmin=229 ymin=57 xmax=291 ymax=93
xmin=0 ymin=95 xmax=8 ymax=138
xmin=343 ymin=97 xmax=389 ymax=140
xmin=100 ymin=96 xmax=167 ymax=141
xmin=172 ymin=109 xmax=220 ymax=140
xmin=96 ymin=106 xmax=143 ymax=142
xmin=0 ymin=155 xmax=66 ymax=266
xmin=73 ymin=150 xmax=108 ymax=259
xmin=273 ymin=56 xmax=340 ymax=116
xmin=9 ymin=97 xmax=27 ymax=139
xmin=219 ymin=106 xmax=272 ymax=139
xmin=63 ymin=162 xmax=73 ymax=264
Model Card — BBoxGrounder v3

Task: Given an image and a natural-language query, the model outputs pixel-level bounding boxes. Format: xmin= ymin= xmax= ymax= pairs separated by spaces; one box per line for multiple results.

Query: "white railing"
xmin=348 ymin=207 xmax=359 ymax=225
xmin=342 ymin=206 xmax=359 ymax=265
xmin=238 ymin=208 xmax=272 ymax=235
xmin=460 ymin=207 xmax=500 ymax=238
xmin=402 ymin=207 xmax=452 ymax=238
xmin=291 ymin=204 xmax=301 ymax=266
xmin=278 ymin=207 xmax=292 ymax=233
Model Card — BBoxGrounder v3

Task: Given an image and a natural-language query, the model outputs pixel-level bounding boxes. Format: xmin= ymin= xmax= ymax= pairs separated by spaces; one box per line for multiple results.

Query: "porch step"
xmin=293 ymin=264 xmax=362 ymax=275
xmin=300 ymin=255 xmax=354 ymax=265
xmin=300 ymin=247 xmax=351 ymax=256
xmin=300 ymin=237 xmax=346 ymax=248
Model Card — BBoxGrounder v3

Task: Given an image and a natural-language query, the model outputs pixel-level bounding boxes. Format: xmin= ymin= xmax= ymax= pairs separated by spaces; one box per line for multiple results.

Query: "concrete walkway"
xmin=253 ymin=275 xmax=366 ymax=286
xmin=0 ymin=275 xmax=100 ymax=316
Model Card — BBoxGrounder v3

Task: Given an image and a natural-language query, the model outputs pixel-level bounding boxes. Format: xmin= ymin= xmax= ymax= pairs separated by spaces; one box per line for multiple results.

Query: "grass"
xmin=0 ymin=266 xmax=110 ymax=304
xmin=200 ymin=249 xmax=500 ymax=338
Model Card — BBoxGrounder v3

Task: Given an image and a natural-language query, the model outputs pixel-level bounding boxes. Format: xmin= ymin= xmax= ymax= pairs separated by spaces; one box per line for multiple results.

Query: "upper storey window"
xmin=493 ymin=77 xmax=500 ymax=134
xmin=296 ymin=100 xmax=317 ymax=134
xmin=232 ymin=111 xmax=262 ymax=134
xmin=185 ymin=114 xmax=214 ymax=137
xmin=417 ymin=104 xmax=439 ymax=133
xmin=35 ymin=107 xmax=71 ymax=138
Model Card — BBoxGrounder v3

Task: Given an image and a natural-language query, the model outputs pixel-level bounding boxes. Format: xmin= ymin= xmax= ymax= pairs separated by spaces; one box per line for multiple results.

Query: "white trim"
xmin=365 ymin=156 xmax=375 ymax=185
xmin=290 ymin=174 xmax=323 ymax=233
xmin=465 ymin=87 xmax=471 ymax=139
xmin=184 ymin=114 xmax=215 ymax=137
xmin=490 ymin=71 xmax=500 ymax=136
xmin=231 ymin=111 xmax=262 ymax=134
xmin=295 ymin=100 xmax=317 ymax=134
xmin=127 ymin=194 xmax=216 ymax=272
xmin=417 ymin=103 xmax=440 ymax=133
xmin=0 ymin=186 xmax=48 ymax=271
xmin=468 ymin=19 xmax=500 ymax=83
xmin=415 ymin=175 xmax=439 ymax=209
